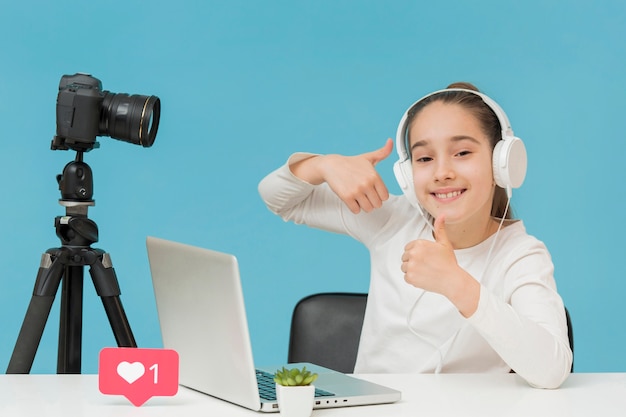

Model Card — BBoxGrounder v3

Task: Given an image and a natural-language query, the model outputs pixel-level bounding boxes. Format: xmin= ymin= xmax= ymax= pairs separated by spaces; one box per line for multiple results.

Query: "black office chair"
xmin=288 ymin=292 xmax=368 ymax=373
xmin=288 ymin=292 xmax=574 ymax=374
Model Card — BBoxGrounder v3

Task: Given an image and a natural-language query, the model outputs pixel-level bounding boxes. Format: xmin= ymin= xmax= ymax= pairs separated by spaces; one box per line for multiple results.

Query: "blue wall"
xmin=1 ymin=0 xmax=624 ymax=374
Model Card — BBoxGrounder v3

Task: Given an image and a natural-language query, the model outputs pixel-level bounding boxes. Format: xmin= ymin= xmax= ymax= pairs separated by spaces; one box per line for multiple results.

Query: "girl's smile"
xmin=432 ymin=188 xmax=466 ymax=202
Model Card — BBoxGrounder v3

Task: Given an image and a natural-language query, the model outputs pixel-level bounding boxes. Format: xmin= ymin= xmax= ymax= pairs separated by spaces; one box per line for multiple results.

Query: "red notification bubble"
xmin=99 ymin=347 xmax=179 ymax=406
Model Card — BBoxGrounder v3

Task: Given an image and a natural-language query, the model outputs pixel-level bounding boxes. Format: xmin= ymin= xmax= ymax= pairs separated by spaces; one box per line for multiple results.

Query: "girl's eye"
xmin=414 ymin=156 xmax=432 ymax=163
xmin=456 ymin=150 xmax=471 ymax=157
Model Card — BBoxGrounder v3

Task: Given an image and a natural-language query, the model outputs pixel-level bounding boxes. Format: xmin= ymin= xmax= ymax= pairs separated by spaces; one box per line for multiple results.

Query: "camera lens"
xmin=100 ymin=93 xmax=161 ymax=147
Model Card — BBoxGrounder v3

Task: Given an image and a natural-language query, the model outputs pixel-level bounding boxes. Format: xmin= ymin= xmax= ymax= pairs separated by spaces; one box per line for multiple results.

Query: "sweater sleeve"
xmin=466 ymin=284 xmax=573 ymax=389
xmin=258 ymin=153 xmax=317 ymax=214
xmin=258 ymin=154 xmax=400 ymax=243
xmin=257 ymin=153 xmax=358 ymax=236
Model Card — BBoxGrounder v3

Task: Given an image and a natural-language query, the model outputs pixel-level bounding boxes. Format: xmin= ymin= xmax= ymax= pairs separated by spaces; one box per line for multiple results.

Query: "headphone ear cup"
xmin=492 ymin=137 xmax=527 ymax=189
xmin=393 ymin=159 xmax=419 ymax=208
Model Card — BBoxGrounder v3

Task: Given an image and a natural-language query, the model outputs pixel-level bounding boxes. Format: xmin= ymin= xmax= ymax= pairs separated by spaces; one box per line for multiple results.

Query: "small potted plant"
xmin=274 ymin=366 xmax=318 ymax=417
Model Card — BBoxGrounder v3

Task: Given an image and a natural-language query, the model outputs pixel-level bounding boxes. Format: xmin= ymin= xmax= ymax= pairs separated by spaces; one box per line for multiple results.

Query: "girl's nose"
xmin=434 ymin=159 xmax=455 ymax=182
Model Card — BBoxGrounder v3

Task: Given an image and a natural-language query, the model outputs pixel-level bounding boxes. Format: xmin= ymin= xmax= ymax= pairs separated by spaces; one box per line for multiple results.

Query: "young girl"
xmin=258 ymin=83 xmax=572 ymax=389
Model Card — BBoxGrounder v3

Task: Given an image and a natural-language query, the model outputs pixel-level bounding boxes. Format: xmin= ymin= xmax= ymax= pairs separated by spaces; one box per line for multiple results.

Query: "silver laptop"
xmin=146 ymin=236 xmax=401 ymax=412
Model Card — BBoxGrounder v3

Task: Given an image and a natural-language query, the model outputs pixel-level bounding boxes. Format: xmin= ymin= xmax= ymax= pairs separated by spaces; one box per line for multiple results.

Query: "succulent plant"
xmin=274 ymin=366 xmax=319 ymax=386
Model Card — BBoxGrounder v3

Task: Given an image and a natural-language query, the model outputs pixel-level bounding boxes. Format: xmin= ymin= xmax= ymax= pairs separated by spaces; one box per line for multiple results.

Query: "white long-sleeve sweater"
xmin=258 ymin=156 xmax=572 ymax=389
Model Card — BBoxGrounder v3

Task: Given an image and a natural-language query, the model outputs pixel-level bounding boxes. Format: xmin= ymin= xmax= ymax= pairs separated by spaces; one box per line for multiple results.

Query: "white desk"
xmin=1 ymin=373 xmax=625 ymax=417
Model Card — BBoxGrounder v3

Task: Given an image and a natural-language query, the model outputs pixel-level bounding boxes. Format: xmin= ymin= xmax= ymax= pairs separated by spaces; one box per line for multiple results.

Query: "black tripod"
xmin=6 ymin=151 xmax=137 ymax=374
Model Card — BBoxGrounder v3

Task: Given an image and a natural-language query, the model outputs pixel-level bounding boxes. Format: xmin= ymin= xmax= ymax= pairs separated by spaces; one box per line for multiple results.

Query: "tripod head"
xmin=57 ymin=151 xmax=94 ymax=208
xmin=55 ymin=151 xmax=98 ymax=247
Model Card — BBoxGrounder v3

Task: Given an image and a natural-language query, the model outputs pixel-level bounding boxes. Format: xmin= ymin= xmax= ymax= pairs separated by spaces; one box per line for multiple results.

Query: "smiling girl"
xmin=258 ymin=83 xmax=572 ymax=388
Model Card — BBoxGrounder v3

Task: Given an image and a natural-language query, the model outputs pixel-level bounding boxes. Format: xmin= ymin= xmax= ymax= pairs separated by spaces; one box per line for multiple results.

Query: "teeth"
xmin=435 ymin=191 xmax=462 ymax=199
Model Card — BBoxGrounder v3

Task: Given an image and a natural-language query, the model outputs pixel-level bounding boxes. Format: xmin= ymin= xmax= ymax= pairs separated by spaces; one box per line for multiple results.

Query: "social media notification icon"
xmin=99 ymin=347 xmax=179 ymax=406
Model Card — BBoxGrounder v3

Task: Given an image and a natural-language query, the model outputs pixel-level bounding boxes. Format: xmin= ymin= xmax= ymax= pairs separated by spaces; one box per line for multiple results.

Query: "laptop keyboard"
xmin=255 ymin=369 xmax=335 ymax=401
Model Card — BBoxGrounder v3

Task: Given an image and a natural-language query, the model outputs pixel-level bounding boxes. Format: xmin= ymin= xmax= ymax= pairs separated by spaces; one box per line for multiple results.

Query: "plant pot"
xmin=275 ymin=383 xmax=315 ymax=417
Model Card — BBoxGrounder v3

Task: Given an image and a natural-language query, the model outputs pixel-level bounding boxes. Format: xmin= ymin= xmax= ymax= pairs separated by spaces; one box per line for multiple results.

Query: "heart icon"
xmin=117 ymin=361 xmax=145 ymax=384
xmin=100 ymin=348 xmax=180 ymax=406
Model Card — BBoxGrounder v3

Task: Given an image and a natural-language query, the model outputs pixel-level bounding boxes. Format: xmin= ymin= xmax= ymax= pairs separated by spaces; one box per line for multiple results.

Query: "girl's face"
xmin=409 ymin=101 xmax=495 ymax=228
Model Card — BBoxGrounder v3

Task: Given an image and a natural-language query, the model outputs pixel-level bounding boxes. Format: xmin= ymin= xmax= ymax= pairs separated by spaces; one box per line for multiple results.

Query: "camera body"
xmin=52 ymin=73 xmax=160 ymax=152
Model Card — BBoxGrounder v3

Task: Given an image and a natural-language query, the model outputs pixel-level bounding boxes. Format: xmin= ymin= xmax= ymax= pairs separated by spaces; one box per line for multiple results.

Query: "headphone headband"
xmin=395 ymin=88 xmax=514 ymax=163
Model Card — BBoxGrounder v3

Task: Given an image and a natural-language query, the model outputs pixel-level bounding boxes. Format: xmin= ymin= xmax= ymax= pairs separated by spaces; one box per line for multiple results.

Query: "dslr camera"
xmin=52 ymin=73 xmax=161 ymax=152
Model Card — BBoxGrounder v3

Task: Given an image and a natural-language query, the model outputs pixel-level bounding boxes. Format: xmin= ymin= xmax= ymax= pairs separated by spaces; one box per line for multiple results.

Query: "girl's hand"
xmin=291 ymin=139 xmax=393 ymax=214
xmin=401 ymin=215 xmax=458 ymax=294
xmin=401 ymin=215 xmax=480 ymax=317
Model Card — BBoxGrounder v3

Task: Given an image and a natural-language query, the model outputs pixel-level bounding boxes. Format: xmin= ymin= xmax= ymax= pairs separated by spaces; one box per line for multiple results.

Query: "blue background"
xmin=1 ymin=0 xmax=624 ymax=374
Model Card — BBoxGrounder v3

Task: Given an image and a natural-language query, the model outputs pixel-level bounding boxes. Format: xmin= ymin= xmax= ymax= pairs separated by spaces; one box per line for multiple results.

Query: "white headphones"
xmin=393 ymin=88 xmax=527 ymax=212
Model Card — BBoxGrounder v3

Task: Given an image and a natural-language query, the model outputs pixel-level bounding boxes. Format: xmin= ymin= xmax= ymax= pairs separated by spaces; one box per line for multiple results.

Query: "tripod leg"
xmin=90 ymin=252 xmax=137 ymax=347
xmin=101 ymin=297 xmax=137 ymax=347
xmin=57 ymin=265 xmax=84 ymax=374
xmin=6 ymin=253 xmax=65 ymax=374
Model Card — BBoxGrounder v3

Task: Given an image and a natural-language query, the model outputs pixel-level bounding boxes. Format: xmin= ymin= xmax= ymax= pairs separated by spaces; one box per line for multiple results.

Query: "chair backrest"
xmin=288 ymin=292 xmax=368 ymax=373
xmin=565 ymin=306 xmax=574 ymax=372
xmin=288 ymin=292 xmax=574 ymax=373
